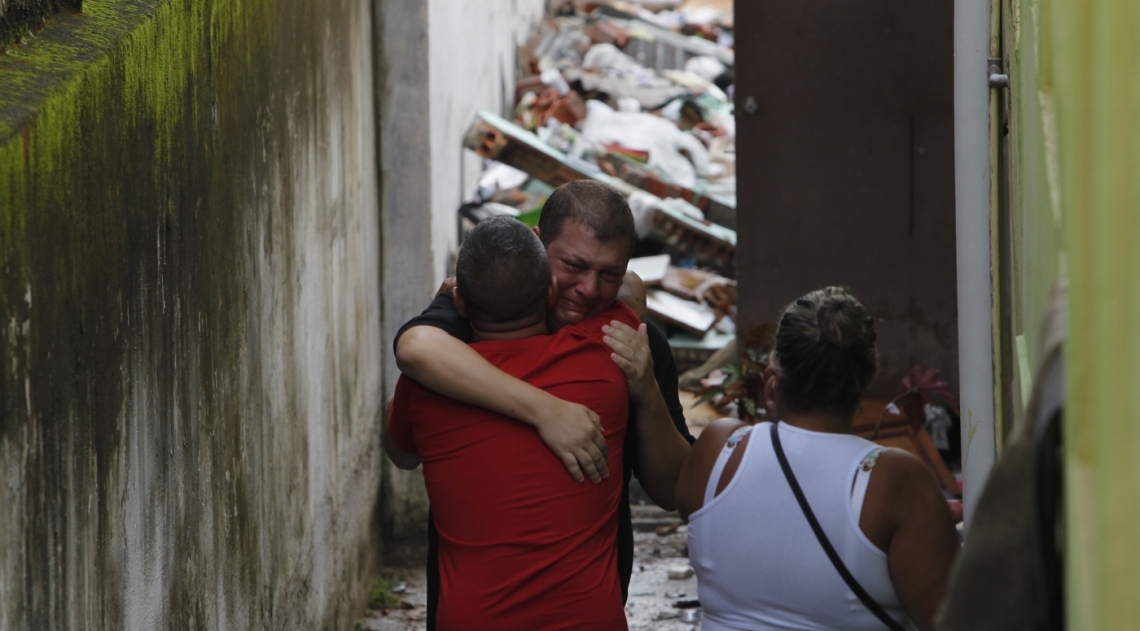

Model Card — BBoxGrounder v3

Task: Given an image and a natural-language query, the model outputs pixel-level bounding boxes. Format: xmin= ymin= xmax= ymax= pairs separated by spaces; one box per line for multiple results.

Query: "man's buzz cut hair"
xmin=537 ymin=180 xmax=636 ymax=256
xmin=455 ymin=216 xmax=551 ymax=326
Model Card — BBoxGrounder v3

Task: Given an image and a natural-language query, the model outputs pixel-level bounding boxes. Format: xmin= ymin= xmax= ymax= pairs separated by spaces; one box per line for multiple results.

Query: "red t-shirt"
xmin=388 ymin=304 xmax=639 ymax=631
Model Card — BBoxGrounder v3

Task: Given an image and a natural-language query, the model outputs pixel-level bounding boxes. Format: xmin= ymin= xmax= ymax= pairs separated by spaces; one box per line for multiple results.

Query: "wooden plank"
xmin=464 ymin=111 xmax=736 ymax=275
xmin=648 ymin=201 xmax=735 ymax=275
xmin=597 ymin=154 xmax=737 ymax=230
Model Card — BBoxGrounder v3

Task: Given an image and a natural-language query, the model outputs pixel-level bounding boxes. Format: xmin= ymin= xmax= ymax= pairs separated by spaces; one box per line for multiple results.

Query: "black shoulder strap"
xmin=769 ymin=423 xmax=906 ymax=631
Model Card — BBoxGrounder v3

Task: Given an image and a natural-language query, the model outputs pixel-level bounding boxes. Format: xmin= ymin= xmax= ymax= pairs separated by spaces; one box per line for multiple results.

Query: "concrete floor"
xmin=359 ymin=505 xmax=701 ymax=630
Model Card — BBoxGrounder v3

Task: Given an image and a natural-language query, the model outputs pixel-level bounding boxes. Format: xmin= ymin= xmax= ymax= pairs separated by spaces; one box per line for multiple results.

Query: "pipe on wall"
xmin=953 ymin=0 xmax=997 ymax=532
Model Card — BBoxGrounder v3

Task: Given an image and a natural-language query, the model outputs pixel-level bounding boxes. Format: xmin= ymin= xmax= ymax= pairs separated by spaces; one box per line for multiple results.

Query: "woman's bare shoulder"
xmin=675 ymin=418 xmax=749 ymax=520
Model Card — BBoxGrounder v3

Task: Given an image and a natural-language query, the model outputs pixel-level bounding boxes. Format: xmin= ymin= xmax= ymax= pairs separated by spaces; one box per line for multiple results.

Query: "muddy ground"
xmin=359 ymin=503 xmax=701 ymax=630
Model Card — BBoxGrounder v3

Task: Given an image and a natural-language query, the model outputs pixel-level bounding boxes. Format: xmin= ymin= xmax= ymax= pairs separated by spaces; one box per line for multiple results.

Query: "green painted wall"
xmin=1002 ymin=0 xmax=1140 ymax=625
xmin=1000 ymin=0 xmax=1068 ymax=419
xmin=0 ymin=0 xmax=384 ymax=628
xmin=1053 ymin=0 xmax=1140 ymax=626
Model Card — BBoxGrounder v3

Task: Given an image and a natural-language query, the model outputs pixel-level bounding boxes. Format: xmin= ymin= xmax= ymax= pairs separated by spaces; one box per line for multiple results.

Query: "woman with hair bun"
xmin=675 ymin=287 xmax=959 ymax=631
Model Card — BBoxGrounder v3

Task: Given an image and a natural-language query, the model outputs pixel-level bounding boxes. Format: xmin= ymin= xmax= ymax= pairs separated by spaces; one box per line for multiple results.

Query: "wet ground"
xmin=359 ymin=504 xmax=701 ymax=631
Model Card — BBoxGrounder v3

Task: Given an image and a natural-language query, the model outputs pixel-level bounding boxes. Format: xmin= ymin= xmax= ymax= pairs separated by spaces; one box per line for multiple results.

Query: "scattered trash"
xmin=655 ymin=523 xmax=680 ymax=536
xmin=368 ymin=576 xmax=405 ymax=610
xmin=673 ymin=599 xmax=701 ymax=609
xmin=947 ymin=499 xmax=964 ymax=524
xmin=680 ymin=608 xmax=702 ymax=624
xmin=924 ymin=403 xmax=954 ymax=452
xmin=667 ymin=565 xmax=695 ymax=580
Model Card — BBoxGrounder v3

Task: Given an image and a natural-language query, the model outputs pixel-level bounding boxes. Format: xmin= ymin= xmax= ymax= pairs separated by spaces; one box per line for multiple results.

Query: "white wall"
xmin=376 ymin=0 xmax=548 ymax=552
xmin=427 ymin=0 xmax=547 ymax=285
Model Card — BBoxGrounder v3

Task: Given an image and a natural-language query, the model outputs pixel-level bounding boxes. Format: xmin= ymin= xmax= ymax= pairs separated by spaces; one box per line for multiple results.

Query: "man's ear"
xmin=617 ymin=270 xmax=648 ymax=320
xmin=546 ymin=275 xmax=559 ymax=308
xmin=533 ymin=226 xmax=542 ymax=240
xmin=453 ymin=287 xmax=468 ymax=317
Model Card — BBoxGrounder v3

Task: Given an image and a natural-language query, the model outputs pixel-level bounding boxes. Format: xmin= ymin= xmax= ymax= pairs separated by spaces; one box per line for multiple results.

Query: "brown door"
xmin=734 ymin=0 xmax=958 ymax=398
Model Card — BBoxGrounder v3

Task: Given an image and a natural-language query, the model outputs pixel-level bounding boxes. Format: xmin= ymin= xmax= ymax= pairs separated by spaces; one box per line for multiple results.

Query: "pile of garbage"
xmin=460 ymin=0 xmax=737 ymax=364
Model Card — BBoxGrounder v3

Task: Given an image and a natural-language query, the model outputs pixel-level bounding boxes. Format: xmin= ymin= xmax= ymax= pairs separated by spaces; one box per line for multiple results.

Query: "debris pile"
xmin=460 ymin=0 xmax=737 ymax=363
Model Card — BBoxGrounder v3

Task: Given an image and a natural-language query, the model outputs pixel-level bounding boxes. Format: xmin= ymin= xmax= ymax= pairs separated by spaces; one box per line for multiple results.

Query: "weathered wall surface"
xmin=0 ymin=0 xmax=383 ymax=628
xmin=376 ymin=0 xmax=546 ymax=557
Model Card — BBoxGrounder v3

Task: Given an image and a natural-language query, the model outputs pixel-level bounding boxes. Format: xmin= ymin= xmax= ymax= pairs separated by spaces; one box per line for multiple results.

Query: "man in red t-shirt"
xmin=384 ymin=217 xmax=637 ymax=630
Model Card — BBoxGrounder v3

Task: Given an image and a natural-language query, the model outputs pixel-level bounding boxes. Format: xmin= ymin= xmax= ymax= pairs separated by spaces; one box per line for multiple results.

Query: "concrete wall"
xmin=377 ymin=0 xmax=547 ymax=557
xmin=0 ymin=0 xmax=383 ymax=628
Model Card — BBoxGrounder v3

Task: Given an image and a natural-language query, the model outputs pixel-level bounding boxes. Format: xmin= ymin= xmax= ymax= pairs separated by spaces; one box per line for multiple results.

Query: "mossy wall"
xmin=0 ymin=0 xmax=80 ymax=50
xmin=0 ymin=0 xmax=383 ymax=628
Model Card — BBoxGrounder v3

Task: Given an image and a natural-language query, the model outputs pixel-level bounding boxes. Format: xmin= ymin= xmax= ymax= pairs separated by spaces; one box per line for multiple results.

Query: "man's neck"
xmin=470 ymin=320 xmax=549 ymax=342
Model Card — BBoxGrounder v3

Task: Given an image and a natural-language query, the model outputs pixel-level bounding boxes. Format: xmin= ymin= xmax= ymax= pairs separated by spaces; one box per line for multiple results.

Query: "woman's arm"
xmin=674 ymin=417 xmax=747 ymax=520
xmin=396 ymin=325 xmax=611 ymax=483
xmin=865 ymin=450 xmax=961 ymax=631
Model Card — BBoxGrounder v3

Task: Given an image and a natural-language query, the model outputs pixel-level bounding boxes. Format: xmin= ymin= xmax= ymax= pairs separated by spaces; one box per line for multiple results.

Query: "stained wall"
xmin=0 ymin=0 xmax=383 ymax=628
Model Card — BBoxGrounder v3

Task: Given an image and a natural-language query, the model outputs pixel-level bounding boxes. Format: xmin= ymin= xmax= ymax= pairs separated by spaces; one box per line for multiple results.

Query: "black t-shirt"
xmin=394 ymin=293 xmax=695 ymax=628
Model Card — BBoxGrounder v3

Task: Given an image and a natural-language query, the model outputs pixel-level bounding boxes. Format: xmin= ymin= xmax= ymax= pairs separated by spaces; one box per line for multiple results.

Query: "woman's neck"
xmin=780 ymin=409 xmax=855 ymax=434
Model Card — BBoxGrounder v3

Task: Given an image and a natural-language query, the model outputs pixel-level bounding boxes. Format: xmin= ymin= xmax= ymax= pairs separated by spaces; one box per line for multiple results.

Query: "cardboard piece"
xmin=647 ymin=288 xmax=717 ymax=333
xmin=627 ymin=254 xmax=671 ymax=285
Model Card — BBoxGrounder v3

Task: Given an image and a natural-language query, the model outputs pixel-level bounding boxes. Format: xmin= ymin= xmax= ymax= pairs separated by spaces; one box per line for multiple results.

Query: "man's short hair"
xmin=537 ymin=180 xmax=636 ymax=257
xmin=456 ymin=216 xmax=552 ymax=326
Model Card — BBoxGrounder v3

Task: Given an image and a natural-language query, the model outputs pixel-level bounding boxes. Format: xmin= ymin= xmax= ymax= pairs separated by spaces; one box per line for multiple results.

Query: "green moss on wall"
xmin=0 ymin=0 xmax=378 ymax=628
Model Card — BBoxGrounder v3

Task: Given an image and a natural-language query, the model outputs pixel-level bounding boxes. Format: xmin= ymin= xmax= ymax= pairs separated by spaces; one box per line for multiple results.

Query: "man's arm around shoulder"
xmin=395 ymin=293 xmax=611 ymax=485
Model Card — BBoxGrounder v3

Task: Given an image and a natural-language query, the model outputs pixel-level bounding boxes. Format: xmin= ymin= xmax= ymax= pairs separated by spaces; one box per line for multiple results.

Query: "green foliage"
xmin=694 ymin=347 xmax=768 ymax=421
xmin=516 ymin=206 xmax=542 ymax=228
xmin=368 ymin=576 xmax=404 ymax=610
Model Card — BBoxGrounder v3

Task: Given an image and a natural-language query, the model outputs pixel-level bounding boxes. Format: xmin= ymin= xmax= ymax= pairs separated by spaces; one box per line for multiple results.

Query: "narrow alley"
xmin=2 ymin=0 xmax=1136 ymax=628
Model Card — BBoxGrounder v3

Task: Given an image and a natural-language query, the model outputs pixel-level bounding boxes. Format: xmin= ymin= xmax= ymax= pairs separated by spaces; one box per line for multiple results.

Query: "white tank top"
xmin=688 ymin=422 xmax=907 ymax=631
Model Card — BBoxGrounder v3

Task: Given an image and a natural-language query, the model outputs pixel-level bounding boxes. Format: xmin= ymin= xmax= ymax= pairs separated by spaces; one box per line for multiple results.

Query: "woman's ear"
xmin=763 ymin=364 xmax=780 ymax=420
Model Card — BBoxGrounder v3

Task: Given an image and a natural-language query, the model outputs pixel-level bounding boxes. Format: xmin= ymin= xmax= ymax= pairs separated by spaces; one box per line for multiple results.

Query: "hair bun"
xmin=816 ymin=292 xmax=864 ymax=349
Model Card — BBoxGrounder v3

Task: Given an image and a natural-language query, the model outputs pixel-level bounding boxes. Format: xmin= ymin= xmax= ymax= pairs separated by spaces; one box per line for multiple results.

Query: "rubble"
xmin=667 ymin=565 xmax=695 ymax=580
xmin=461 ymin=0 xmax=738 ymax=409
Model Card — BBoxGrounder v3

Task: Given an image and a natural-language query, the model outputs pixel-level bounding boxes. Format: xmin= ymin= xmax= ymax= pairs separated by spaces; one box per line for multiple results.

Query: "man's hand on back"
xmin=533 ymin=399 xmax=611 ymax=484
xmin=436 ymin=276 xmax=457 ymax=297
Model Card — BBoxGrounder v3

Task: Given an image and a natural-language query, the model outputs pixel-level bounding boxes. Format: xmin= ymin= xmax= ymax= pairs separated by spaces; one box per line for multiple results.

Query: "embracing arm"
xmin=628 ymin=380 xmax=692 ymax=510
xmin=396 ymin=325 xmax=610 ymax=483
xmin=604 ymin=321 xmax=692 ymax=510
